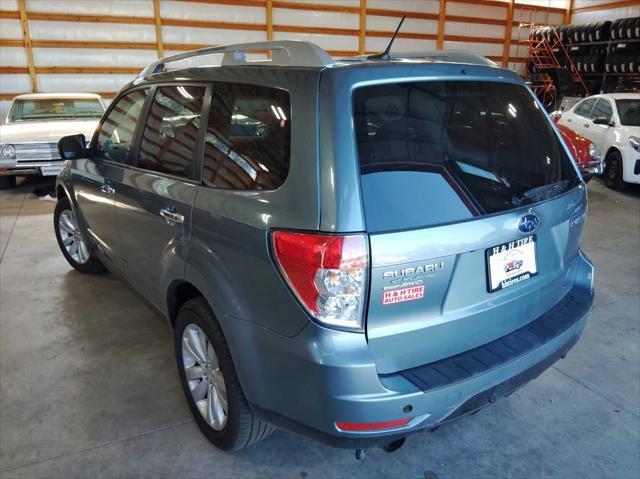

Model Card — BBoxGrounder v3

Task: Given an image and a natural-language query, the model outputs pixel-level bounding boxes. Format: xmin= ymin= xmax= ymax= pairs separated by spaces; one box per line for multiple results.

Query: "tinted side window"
xmin=574 ymin=98 xmax=596 ymax=117
xmin=591 ymin=99 xmax=613 ymax=121
xmin=95 ymin=88 xmax=148 ymax=164
xmin=138 ymin=85 xmax=206 ymax=179
xmin=203 ymin=82 xmax=291 ymax=190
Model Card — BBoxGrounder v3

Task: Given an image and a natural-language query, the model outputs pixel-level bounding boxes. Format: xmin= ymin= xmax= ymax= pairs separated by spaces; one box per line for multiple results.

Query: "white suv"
xmin=558 ymin=93 xmax=640 ymax=190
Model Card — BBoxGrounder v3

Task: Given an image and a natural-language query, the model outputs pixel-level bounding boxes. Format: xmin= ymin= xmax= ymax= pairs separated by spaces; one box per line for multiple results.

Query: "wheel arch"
xmin=605 ymin=146 xmax=621 ymax=160
xmin=167 ymin=280 xmax=208 ymax=329
xmin=56 ymin=184 xmax=67 ymax=200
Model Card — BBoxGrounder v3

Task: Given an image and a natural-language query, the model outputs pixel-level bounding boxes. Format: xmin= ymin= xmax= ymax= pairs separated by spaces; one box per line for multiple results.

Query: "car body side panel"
xmin=184 ymin=67 xmax=321 ymax=339
xmin=116 ymin=168 xmax=198 ymax=312
xmin=68 ymin=158 xmax=122 ymax=263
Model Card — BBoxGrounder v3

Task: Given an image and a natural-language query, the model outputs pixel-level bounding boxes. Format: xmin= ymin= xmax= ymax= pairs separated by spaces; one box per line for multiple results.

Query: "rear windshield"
xmin=353 ymin=81 xmax=579 ymax=232
xmin=8 ymin=98 xmax=104 ymax=122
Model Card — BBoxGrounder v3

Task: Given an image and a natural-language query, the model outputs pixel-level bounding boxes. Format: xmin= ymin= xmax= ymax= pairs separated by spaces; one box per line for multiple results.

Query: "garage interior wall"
xmin=0 ymin=0 xmax=636 ymax=118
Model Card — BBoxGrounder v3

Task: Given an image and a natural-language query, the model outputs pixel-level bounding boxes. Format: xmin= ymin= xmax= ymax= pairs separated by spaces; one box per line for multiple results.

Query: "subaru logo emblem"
xmin=518 ymin=214 xmax=540 ymax=233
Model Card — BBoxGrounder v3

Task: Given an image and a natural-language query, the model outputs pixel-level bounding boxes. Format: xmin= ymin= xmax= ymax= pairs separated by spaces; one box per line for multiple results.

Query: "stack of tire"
xmin=534 ymin=19 xmax=640 ymax=75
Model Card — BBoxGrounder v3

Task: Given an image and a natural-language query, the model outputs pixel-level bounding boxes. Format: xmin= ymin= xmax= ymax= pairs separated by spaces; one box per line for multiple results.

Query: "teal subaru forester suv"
xmin=54 ymin=40 xmax=594 ymax=454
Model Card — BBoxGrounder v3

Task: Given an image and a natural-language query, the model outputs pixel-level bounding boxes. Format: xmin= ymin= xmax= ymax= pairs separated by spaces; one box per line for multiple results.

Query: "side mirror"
xmin=58 ymin=134 xmax=87 ymax=160
xmin=593 ymin=116 xmax=613 ymax=127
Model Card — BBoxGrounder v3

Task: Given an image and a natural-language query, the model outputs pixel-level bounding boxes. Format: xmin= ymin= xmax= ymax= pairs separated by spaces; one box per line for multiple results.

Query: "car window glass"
xmin=591 ymin=99 xmax=613 ymax=121
xmin=574 ymin=98 xmax=596 ymax=117
xmin=138 ymin=85 xmax=206 ymax=180
xmin=616 ymin=99 xmax=640 ymax=126
xmin=353 ymin=81 xmax=579 ymax=232
xmin=94 ymin=89 xmax=148 ymax=164
xmin=202 ymin=82 xmax=291 ymax=190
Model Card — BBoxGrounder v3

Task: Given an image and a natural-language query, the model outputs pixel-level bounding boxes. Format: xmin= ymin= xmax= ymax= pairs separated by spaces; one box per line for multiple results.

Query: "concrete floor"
xmin=0 ymin=177 xmax=638 ymax=479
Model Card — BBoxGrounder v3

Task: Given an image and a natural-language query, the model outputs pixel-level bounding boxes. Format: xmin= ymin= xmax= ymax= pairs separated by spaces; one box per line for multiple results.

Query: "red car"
xmin=551 ymin=113 xmax=604 ymax=182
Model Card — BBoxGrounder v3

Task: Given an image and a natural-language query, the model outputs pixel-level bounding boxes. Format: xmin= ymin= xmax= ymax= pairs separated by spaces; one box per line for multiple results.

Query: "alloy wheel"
xmin=181 ymin=324 xmax=228 ymax=430
xmin=58 ymin=210 xmax=90 ymax=264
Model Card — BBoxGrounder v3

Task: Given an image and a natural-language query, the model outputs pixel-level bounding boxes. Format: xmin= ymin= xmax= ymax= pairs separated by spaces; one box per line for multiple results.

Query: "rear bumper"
xmin=230 ymin=252 xmax=594 ymax=448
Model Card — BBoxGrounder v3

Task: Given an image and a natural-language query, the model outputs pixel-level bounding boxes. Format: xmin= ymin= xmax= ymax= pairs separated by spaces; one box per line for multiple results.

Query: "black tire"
xmin=174 ymin=297 xmax=274 ymax=451
xmin=54 ymin=197 xmax=106 ymax=274
xmin=604 ymin=151 xmax=627 ymax=191
xmin=611 ymin=19 xmax=620 ymax=40
xmin=0 ymin=175 xmax=16 ymax=189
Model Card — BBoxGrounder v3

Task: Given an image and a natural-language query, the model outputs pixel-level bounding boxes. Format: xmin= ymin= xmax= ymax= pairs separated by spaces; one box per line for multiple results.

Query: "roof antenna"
xmin=368 ymin=15 xmax=406 ymax=61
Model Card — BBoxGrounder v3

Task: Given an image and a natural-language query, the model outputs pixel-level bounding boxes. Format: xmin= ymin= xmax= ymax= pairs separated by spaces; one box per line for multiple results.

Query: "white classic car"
xmin=557 ymin=93 xmax=640 ymax=190
xmin=0 ymin=93 xmax=106 ymax=189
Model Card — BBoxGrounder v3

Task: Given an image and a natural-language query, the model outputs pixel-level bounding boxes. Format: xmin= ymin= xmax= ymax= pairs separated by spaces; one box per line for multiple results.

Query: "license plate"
xmin=486 ymin=235 xmax=538 ymax=292
xmin=40 ymin=165 xmax=63 ymax=176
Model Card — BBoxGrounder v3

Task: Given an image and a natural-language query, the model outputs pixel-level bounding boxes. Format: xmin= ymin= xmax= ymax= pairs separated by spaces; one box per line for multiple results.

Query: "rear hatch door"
xmin=353 ymin=80 xmax=586 ymax=374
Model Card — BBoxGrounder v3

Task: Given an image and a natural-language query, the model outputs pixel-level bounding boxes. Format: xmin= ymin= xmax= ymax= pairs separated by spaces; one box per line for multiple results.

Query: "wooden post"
xmin=358 ymin=0 xmax=366 ymax=55
xmin=17 ymin=0 xmax=37 ymax=92
xmin=266 ymin=0 xmax=273 ymax=41
xmin=502 ymin=0 xmax=514 ymax=68
xmin=564 ymin=0 xmax=574 ymax=24
xmin=153 ymin=0 xmax=164 ymax=58
xmin=436 ymin=0 xmax=446 ymax=50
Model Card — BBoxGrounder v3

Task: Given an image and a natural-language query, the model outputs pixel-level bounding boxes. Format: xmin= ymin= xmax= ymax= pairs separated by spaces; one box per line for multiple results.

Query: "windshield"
xmin=8 ymin=98 xmax=104 ymax=122
xmin=353 ymin=81 xmax=580 ymax=232
xmin=615 ymin=99 xmax=640 ymax=126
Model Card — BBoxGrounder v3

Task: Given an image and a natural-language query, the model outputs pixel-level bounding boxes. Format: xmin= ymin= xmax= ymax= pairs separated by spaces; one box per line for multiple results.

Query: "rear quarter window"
xmin=353 ymin=80 xmax=579 ymax=233
xmin=202 ymin=82 xmax=291 ymax=190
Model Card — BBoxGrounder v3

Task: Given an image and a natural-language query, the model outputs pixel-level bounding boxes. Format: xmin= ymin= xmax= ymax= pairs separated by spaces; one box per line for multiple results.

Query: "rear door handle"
xmin=160 ymin=206 xmax=184 ymax=225
xmin=100 ymin=183 xmax=115 ymax=195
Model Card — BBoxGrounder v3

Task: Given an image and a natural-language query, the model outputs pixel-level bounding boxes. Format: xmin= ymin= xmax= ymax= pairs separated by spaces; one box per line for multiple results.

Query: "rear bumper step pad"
xmin=398 ymin=286 xmax=593 ymax=391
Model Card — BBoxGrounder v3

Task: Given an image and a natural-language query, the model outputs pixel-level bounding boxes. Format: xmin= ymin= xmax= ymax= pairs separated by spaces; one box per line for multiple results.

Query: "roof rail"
xmin=138 ymin=40 xmax=334 ymax=77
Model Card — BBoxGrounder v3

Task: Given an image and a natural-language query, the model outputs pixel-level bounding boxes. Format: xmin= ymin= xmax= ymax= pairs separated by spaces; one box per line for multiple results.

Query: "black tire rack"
xmin=531 ymin=18 xmax=640 ymax=95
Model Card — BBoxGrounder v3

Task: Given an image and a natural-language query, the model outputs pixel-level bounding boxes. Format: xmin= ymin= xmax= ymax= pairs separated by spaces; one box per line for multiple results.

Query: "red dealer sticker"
xmin=382 ymin=285 xmax=425 ymax=305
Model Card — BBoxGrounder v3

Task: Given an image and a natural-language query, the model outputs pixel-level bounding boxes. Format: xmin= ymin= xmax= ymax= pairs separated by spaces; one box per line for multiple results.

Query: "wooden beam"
xmin=446 ymin=14 xmax=506 ymax=26
xmin=502 ymin=0 xmax=514 ymax=68
xmin=17 ymin=0 xmax=37 ymax=92
xmin=153 ymin=0 xmax=164 ymax=58
xmin=162 ymin=17 xmax=264 ymax=30
xmin=0 ymin=39 xmax=24 ymax=47
xmin=0 ymin=66 xmax=142 ymax=74
xmin=266 ymin=0 xmax=273 ymax=41
xmin=367 ymin=30 xmax=437 ymax=41
xmin=366 ymin=8 xmax=437 ymax=21
xmin=177 ymin=0 xmax=265 ymax=7
xmin=274 ymin=24 xmax=358 ymax=36
xmin=30 ymin=40 xmax=159 ymax=50
xmin=445 ymin=34 xmax=504 ymax=44
xmin=273 ymin=1 xmax=358 ymax=14
xmin=564 ymin=0 xmax=573 ymax=24
xmin=0 ymin=10 xmax=19 ymax=19
xmin=358 ymin=0 xmax=366 ymax=55
xmin=436 ymin=0 xmax=446 ymax=50
xmin=572 ymin=0 xmax=637 ymax=14
xmin=15 ymin=11 xmax=154 ymax=25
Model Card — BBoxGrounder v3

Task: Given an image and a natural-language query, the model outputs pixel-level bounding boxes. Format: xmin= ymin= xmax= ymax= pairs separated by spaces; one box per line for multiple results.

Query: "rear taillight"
xmin=272 ymin=231 xmax=368 ymax=331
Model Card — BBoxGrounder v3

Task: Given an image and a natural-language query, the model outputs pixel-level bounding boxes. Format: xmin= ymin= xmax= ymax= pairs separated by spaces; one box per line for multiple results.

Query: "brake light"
xmin=335 ymin=418 xmax=411 ymax=431
xmin=272 ymin=231 xmax=368 ymax=331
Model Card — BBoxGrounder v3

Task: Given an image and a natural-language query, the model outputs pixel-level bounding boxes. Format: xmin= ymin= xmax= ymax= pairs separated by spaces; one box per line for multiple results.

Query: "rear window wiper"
xmin=513 ymin=180 xmax=571 ymax=206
